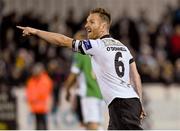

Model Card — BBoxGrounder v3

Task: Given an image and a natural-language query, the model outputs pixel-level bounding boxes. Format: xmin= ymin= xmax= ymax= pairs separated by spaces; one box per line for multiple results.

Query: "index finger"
xmin=16 ymin=26 xmax=25 ymax=30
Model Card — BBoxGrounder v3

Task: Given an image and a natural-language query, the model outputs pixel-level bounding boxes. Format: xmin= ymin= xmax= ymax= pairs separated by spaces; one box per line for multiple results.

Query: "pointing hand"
xmin=16 ymin=26 xmax=37 ymax=36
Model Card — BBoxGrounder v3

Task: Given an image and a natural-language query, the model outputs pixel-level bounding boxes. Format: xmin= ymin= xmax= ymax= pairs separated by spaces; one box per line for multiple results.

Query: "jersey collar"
xmin=100 ymin=34 xmax=111 ymax=39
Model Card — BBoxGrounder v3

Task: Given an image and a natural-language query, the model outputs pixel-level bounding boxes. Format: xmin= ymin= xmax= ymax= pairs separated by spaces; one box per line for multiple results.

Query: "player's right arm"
xmin=17 ymin=26 xmax=99 ymax=56
xmin=17 ymin=26 xmax=73 ymax=48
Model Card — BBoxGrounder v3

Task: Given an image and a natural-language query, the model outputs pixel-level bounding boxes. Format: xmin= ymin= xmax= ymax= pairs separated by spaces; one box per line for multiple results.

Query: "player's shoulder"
xmin=101 ymin=38 xmax=132 ymax=54
xmin=101 ymin=37 xmax=125 ymax=47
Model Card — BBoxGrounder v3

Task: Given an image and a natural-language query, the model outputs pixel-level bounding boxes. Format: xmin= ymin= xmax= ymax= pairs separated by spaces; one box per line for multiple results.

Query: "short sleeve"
xmin=127 ymin=48 xmax=134 ymax=64
xmin=70 ymin=54 xmax=81 ymax=74
xmin=70 ymin=64 xmax=80 ymax=74
xmin=72 ymin=39 xmax=99 ymax=56
xmin=129 ymin=57 xmax=134 ymax=64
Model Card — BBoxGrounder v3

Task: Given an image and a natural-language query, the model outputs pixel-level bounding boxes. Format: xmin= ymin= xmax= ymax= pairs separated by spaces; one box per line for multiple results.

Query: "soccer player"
xmin=64 ymin=30 xmax=105 ymax=130
xmin=17 ymin=8 xmax=146 ymax=130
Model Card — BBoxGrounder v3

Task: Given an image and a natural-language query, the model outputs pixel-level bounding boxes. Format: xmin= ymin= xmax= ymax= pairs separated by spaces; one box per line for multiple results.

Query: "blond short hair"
xmin=90 ymin=8 xmax=111 ymax=24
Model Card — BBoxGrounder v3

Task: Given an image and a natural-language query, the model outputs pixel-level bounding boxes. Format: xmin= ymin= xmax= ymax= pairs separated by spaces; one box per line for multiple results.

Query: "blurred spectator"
xmin=174 ymin=58 xmax=180 ymax=83
xmin=26 ymin=63 xmax=53 ymax=130
xmin=8 ymin=67 xmax=28 ymax=87
xmin=47 ymin=59 xmax=66 ymax=127
xmin=137 ymin=35 xmax=160 ymax=82
xmin=65 ymin=8 xmax=78 ymax=36
xmin=0 ymin=12 xmax=18 ymax=49
xmin=155 ymin=35 xmax=174 ymax=86
xmin=49 ymin=14 xmax=66 ymax=34
xmin=156 ymin=13 xmax=172 ymax=58
xmin=157 ymin=14 xmax=173 ymax=38
xmin=0 ymin=0 xmax=4 ymax=15
xmin=0 ymin=53 xmax=8 ymax=83
xmin=159 ymin=59 xmax=174 ymax=86
xmin=7 ymin=48 xmax=32 ymax=86
xmin=170 ymin=25 xmax=180 ymax=63
xmin=154 ymin=35 xmax=169 ymax=57
xmin=136 ymin=9 xmax=150 ymax=36
xmin=172 ymin=0 xmax=180 ymax=26
xmin=0 ymin=83 xmax=18 ymax=130
xmin=111 ymin=11 xmax=140 ymax=52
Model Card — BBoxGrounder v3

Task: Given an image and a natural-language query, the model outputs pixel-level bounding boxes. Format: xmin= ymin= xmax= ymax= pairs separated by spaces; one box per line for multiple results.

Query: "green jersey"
xmin=72 ymin=53 xmax=102 ymax=99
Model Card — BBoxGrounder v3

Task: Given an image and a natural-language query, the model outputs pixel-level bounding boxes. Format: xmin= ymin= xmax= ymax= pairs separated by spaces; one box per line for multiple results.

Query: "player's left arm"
xmin=130 ymin=61 xmax=146 ymax=119
xmin=130 ymin=61 xmax=142 ymax=101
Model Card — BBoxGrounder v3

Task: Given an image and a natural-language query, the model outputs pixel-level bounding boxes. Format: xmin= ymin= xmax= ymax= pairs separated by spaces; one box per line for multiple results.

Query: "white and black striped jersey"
xmin=72 ymin=35 xmax=139 ymax=105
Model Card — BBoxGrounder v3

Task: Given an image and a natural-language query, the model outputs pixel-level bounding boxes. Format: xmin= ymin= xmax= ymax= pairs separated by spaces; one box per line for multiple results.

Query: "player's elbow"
xmin=56 ymin=35 xmax=73 ymax=48
xmin=131 ymin=71 xmax=141 ymax=84
xmin=136 ymin=72 xmax=141 ymax=79
xmin=135 ymin=72 xmax=141 ymax=82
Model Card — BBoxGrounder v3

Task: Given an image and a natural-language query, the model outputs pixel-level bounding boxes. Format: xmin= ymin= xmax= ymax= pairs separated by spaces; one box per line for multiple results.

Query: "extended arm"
xmin=17 ymin=26 xmax=73 ymax=48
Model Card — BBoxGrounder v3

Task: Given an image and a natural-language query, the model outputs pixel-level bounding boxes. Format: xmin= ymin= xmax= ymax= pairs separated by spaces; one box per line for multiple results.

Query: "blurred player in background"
xmin=17 ymin=7 xmax=145 ymax=130
xmin=64 ymin=30 xmax=105 ymax=130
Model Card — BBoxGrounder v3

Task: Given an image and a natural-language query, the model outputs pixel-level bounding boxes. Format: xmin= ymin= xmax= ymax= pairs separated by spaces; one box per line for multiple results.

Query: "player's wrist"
xmin=33 ymin=28 xmax=39 ymax=35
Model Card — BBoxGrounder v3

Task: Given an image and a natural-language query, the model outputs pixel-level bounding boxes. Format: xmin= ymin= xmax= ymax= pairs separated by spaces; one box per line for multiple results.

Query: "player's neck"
xmin=99 ymin=31 xmax=110 ymax=39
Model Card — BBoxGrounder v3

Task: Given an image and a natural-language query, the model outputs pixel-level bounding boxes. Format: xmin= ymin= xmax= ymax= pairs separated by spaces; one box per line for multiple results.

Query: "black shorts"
xmin=108 ymin=98 xmax=143 ymax=130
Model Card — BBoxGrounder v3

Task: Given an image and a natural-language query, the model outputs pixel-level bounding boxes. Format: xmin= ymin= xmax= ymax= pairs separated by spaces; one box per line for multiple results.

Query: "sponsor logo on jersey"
xmin=102 ymin=38 xmax=123 ymax=46
xmin=83 ymin=40 xmax=92 ymax=50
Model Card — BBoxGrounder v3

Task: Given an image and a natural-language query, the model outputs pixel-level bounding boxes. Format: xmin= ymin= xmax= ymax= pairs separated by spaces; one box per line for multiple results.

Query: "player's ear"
xmin=101 ymin=22 xmax=108 ymax=30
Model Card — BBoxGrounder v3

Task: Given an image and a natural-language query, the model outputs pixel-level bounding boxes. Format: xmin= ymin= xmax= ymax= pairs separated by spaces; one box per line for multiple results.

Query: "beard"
xmin=87 ymin=31 xmax=99 ymax=39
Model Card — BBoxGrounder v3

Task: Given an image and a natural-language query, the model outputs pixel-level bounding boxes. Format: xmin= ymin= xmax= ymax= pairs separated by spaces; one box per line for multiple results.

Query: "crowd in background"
xmin=0 ymin=1 xmax=180 ymax=90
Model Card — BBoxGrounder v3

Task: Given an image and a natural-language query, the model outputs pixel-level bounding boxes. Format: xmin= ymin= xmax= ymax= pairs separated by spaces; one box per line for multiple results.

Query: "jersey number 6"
xmin=114 ymin=52 xmax=125 ymax=78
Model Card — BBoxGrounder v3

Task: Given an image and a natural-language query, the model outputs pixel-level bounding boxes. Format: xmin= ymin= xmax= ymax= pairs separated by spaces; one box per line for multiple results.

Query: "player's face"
xmin=85 ymin=13 xmax=103 ymax=39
